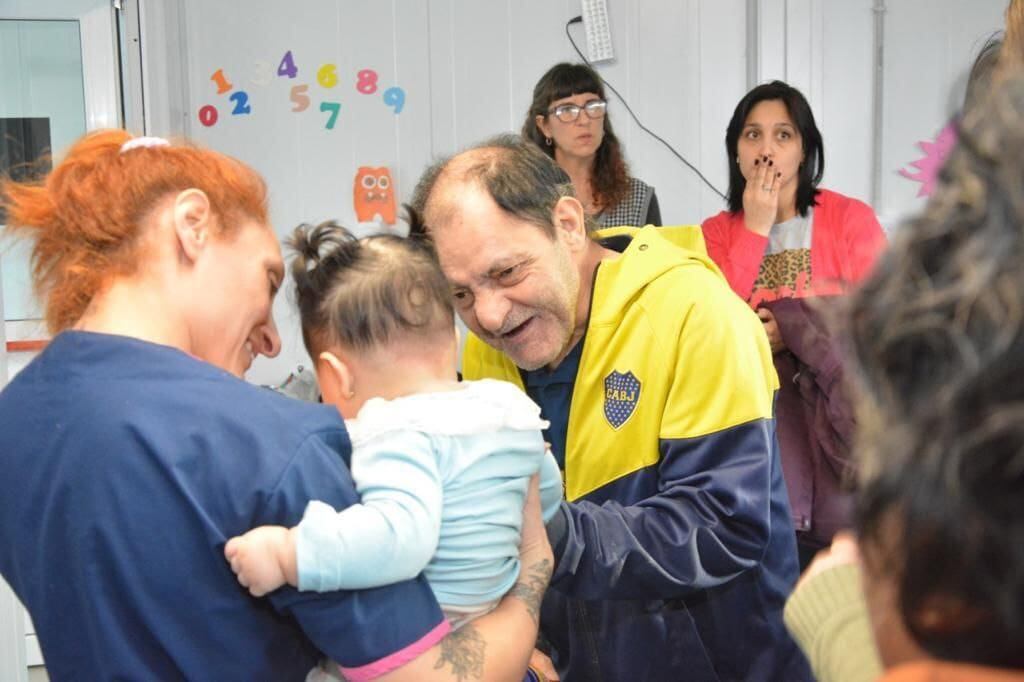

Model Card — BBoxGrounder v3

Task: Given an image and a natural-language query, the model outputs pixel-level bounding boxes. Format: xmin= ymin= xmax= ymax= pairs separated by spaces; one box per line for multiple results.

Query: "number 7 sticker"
xmin=320 ymin=101 xmax=341 ymax=129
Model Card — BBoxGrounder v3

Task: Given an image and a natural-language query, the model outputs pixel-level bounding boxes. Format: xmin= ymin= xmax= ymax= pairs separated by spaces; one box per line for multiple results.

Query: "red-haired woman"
xmin=0 ymin=130 xmax=550 ymax=680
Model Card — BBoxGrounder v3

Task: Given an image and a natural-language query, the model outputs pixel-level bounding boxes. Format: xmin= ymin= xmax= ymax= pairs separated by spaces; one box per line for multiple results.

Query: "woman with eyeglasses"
xmin=522 ymin=62 xmax=661 ymax=228
xmin=702 ymin=80 xmax=887 ymax=569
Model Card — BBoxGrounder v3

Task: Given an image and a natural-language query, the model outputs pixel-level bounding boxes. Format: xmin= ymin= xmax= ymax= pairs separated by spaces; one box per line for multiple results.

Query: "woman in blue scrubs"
xmin=0 ymin=130 xmax=550 ymax=681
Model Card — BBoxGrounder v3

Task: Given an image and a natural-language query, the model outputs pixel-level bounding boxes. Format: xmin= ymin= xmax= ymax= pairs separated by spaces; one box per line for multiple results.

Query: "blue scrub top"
xmin=0 ymin=331 xmax=446 ymax=680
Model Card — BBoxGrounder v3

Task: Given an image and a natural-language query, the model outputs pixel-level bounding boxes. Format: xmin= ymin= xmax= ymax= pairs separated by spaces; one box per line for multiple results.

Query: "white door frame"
xmin=0 ymin=3 xmax=121 ymax=679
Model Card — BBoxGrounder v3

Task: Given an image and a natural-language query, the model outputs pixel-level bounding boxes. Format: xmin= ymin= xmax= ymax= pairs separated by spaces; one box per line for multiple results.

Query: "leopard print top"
xmin=753 ymin=248 xmax=812 ymax=292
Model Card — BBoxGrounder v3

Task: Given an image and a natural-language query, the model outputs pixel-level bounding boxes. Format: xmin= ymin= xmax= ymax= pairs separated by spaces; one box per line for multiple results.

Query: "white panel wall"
xmin=755 ymin=0 xmax=876 ymax=212
xmin=754 ymin=0 xmax=1005 ymax=226
xmin=426 ymin=0 xmax=747 ymax=226
xmin=880 ymin=0 xmax=1007 ymax=224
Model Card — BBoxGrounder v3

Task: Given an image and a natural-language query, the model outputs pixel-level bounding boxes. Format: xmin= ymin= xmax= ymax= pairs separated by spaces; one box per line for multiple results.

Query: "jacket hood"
xmin=588 ymin=225 xmax=724 ymax=326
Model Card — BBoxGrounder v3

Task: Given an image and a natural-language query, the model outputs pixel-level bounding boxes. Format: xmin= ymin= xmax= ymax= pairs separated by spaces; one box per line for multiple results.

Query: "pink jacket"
xmin=701 ymin=188 xmax=886 ymax=306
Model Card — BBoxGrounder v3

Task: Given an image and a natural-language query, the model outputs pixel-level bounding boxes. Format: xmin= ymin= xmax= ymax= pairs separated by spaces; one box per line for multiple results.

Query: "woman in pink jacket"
xmin=702 ymin=80 xmax=886 ymax=566
xmin=702 ymin=80 xmax=886 ymax=311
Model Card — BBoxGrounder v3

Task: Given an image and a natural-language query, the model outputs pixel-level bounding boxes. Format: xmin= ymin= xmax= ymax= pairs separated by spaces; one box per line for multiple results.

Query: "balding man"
xmin=409 ymin=135 xmax=810 ymax=682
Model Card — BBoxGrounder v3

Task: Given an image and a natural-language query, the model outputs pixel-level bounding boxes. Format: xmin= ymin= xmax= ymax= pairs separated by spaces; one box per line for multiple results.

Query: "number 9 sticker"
xmin=383 ymin=86 xmax=405 ymax=114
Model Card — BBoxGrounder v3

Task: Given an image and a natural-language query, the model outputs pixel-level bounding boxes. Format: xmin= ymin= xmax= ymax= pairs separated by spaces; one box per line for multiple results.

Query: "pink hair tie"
xmin=119 ymin=136 xmax=170 ymax=154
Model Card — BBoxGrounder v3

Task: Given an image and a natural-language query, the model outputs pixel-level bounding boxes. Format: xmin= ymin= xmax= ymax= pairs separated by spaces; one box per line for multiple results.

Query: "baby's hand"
xmin=224 ymin=525 xmax=297 ymax=597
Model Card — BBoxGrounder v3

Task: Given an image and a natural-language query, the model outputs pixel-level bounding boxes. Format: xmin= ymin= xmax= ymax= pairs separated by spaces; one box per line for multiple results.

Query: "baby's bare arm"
xmin=224 ymin=526 xmax=299 ymax=597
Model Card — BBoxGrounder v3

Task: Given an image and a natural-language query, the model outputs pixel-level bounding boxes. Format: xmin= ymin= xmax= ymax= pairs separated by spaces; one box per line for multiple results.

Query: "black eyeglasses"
xmin=547 ymin=99 xmax=607 ymax=123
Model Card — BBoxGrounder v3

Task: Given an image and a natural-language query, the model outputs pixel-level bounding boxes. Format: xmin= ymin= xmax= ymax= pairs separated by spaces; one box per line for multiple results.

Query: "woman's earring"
xmin=545 ymin=137 xmax=553 ymax=146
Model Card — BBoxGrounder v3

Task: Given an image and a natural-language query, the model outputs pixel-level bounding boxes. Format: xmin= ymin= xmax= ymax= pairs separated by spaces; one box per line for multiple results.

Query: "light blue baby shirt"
xmin=296 ymin=379 xmax=563 ymax=608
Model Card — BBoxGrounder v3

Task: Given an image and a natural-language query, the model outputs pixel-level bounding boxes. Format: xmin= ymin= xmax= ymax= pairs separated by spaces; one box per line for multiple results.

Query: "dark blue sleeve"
xmin=548 ymin=420 xmax=774 ymax=600
xmin=261 ymin=430 xmax=448 ymax=671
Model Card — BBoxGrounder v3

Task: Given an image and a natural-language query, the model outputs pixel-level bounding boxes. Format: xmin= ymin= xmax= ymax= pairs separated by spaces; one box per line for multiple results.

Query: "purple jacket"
xmin=763 ymin=297 xmax=856 ymax=546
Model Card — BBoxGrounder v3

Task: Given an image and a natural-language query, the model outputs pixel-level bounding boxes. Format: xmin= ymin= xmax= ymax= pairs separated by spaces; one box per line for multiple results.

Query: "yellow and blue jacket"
xmin=463 ymin=226 xmax=811 ymax=681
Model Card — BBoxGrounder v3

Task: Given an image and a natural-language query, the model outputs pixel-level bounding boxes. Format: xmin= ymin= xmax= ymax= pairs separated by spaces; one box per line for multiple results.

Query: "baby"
xmin=225 ymin=221 xmax=562 ymax=630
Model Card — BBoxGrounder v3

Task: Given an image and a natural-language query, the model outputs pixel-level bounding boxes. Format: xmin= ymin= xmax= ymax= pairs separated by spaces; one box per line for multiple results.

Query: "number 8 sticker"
xmin=356 ymin=69 xmax=378 ymax=94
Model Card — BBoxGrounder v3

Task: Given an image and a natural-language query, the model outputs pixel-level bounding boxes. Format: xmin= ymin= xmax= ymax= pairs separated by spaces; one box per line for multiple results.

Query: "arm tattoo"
xmin=434 ymin=623 xmax=485 ymax=681
xmin=507 ymin=558 xmax=552 ymax=623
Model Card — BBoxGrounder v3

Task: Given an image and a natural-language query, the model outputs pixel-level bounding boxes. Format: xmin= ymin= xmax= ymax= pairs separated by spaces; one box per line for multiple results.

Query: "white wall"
xmin=426 ymin=0 xmax=750 ymax=230
xmin=143 ymin=0 xmax=1007 ymax=386
xmin=880 ymin=0 xmax=1007 ymax=223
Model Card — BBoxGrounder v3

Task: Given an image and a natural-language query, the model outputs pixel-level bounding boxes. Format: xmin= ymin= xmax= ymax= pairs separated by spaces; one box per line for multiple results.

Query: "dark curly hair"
xmin=846 ymin=74 xmax=1024 ymax=668
xmin=287 ymin=221 xmax=453 ymax=356
xmin=521 ymin=62 xmax=629 ymax=213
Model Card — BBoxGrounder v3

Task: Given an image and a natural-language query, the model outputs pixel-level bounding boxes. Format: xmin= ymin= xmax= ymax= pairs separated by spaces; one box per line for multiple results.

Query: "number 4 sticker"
xmin=278 ymin=50 xmax=298 ymax=78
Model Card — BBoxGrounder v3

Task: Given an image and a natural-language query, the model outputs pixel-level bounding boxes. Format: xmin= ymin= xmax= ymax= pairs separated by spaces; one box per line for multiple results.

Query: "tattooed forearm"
xmin=434 ymin=623 xmax=485 ymax=681
xmin=507 ymin=558 xmax=552 ymax=623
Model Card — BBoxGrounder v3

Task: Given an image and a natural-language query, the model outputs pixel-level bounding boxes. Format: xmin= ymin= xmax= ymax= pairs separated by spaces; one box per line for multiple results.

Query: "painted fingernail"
xmin=754 ymin=159 xmax=760 ymax=165
xmin=768 ymin=160 xmax=774 ymax=166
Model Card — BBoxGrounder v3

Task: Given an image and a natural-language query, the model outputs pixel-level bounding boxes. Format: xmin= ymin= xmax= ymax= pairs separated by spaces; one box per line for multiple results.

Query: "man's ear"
xmin=316 ymin=350 xmax=355 ymax=405
xmin=551 ymin=196 xmax=589 ymax=252
xmin=172 ymin=189 xmax=213 ymax=264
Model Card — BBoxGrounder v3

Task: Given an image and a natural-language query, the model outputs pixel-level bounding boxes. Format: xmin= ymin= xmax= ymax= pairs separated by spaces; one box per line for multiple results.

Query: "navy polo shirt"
xmin=0 ymin=332 xmax=446 ymax=680
xmin=521 ymin=337 xmax=585 ymax=469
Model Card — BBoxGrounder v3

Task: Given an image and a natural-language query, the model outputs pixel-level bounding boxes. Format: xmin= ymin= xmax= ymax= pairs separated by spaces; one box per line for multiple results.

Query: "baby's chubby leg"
xmin=224 ymin=526 xmax=299 ymax=597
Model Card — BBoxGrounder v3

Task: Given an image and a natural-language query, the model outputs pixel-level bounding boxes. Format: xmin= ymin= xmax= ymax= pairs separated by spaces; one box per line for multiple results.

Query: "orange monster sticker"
xmin=353 ymin=166 xmax=396 ymax=225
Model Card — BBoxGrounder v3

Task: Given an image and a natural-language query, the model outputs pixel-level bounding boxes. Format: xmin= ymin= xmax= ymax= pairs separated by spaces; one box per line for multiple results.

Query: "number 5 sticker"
xmin=290 ymin=84 xmax=310 ymax=112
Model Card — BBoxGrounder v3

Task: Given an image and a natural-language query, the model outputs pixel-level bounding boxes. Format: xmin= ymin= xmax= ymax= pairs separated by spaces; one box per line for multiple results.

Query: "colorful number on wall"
xmin=317 ymin=64 xmax=339 ymax=89
xmin=382 ymin=87 xmax=405 ymax=114
xmin=198 ymin=52 xmax=406 ymax=130
xmin=290 ymin=84 xmax=311 ymax=112
xmin=278 ymin=51 xmax=298 ymax=78
xmin=356 ymin=69 xmax=378 ymax=95
xmin=320 ymin=101 xmax=341 ymax=129
xmin=211 ymin=68 xmax=233 ymax=94
xmin=230 ymin=91 xmax=252 ymax=115
xmin=198 ymin=63 xmax=256 ymax=126
xmin=198 ymin=104 xmax=219 ymax=127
